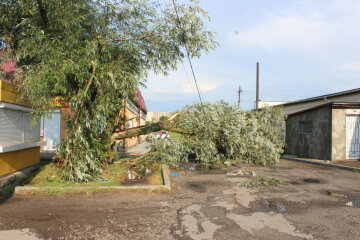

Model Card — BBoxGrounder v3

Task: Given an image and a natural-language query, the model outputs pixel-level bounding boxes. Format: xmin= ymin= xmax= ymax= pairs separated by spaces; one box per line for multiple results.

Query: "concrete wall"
xmin=285 ymin=106 xmax=332 ymax=160
xmin=331 ymin=108 xmax=346 ymax=161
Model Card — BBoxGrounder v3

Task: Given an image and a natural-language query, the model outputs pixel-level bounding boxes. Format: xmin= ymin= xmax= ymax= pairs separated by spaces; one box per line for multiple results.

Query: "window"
xmin=300 ymin=121 xmax=312 ymax=135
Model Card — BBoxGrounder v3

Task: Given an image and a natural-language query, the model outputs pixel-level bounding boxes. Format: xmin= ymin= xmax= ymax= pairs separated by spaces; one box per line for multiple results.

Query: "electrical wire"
xmin=171 ymin=0 xmax=204 ymax=107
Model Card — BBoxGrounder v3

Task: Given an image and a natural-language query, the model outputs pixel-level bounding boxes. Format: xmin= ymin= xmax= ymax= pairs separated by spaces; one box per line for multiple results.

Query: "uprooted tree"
xmin=0 ymin=0 xmax=216 ymax=182
xmin=116 ymin=101 xmax=286 ymax=168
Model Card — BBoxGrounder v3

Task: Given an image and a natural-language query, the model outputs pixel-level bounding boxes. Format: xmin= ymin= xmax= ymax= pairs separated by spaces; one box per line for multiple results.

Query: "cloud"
xmin=144 ymin=69 xmax=231 ymax=95
xmin=339 ymin=62 xmax=360 ymax=72
xmin=229 ymin=13 xmax=329 ymax=52
xmin=181 ymin=78 xmax=224 ymax=94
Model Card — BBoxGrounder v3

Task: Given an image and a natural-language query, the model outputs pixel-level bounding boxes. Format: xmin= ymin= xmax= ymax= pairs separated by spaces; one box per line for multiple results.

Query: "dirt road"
xmin=0 ymin=160 xmax=359 ymax=239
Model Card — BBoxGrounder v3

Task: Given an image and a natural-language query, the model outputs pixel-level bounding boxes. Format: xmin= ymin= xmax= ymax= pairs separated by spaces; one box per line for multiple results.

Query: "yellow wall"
xmin=117 ymin=105 xmax=147 ymax=150
xmin=0 ymin=147 xmax=40 ymax=177
xmin=0 ymin=80 xmax=31 ymax=107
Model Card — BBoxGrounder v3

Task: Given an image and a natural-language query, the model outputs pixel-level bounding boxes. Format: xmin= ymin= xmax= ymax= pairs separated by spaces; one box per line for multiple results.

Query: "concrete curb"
xmin=282 ymin=156 xmax=360 ymax=173
xmin=0 ymin=164 xmax=41 ymax=186
xmin=14 ymin=164 xmax=171 ymax=193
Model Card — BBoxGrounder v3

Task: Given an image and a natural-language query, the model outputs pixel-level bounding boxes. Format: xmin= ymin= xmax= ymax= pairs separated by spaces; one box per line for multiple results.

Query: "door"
xmin=346 ymin=115 xmax=360 ymax=159
xmin=43 ymin=111 xmax=61 ymax=151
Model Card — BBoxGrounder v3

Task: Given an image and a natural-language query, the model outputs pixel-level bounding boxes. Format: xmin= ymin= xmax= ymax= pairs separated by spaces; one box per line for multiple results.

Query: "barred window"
xmin=300 ymin=121 xmax=312 ymax=134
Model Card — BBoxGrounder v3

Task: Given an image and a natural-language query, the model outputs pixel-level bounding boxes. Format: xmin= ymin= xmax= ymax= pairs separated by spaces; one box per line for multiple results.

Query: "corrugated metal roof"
xmin=287 ymin=101 xmax=360 ymax=117
xmin=281 ymin=88 xmax=360 ymax=107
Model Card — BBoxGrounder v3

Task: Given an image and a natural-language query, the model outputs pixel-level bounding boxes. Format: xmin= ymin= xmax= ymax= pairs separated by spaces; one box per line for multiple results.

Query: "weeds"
xmin=238 ymin=176 xmax=284 ymax=188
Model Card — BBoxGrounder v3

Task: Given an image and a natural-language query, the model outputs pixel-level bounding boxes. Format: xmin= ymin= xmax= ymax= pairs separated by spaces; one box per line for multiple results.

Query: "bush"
xmin=151 ymin=101 xmax=285 ymax=167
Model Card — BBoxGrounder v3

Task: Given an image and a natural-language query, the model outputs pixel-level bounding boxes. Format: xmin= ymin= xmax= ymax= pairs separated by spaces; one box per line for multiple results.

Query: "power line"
xmin=157 ymin=0 xmax=198 ymax=104
xmin=171 ymin=0 xmax=204 ymax=107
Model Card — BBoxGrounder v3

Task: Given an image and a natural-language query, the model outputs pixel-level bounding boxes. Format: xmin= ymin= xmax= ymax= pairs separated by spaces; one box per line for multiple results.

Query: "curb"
xmin=0 ymin=164 xmax=41 ymax=186
xmin=282 ymin=156 xmax=360 ymax=173
xmin=14 ymin=164 xmax=171 ymax=193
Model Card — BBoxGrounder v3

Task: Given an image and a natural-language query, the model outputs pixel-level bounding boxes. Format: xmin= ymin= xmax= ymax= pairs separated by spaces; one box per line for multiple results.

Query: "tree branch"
xmin=113 ymin=119 xmax=191 ymax=141
xmin=110 ymin=34 xmax=154 ymax=42
xmin=36 ymin=0 xmax=50 ymax=29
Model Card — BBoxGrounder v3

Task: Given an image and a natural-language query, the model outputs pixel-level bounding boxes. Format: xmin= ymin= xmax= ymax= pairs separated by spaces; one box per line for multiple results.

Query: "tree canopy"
xmin=0 ymin=0 xmax=216 ymax=182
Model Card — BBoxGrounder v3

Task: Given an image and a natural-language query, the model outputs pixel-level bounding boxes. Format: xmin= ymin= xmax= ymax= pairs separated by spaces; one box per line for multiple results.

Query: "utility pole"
xmin=255 ymin=62 xmax=259 ymax=111
xmin=237 ymin=86 xmax=242 ymax=109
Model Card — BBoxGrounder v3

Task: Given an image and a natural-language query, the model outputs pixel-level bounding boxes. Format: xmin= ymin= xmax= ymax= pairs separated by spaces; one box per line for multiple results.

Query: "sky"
xmin=141 ymin=0 xmax=360 ymax=112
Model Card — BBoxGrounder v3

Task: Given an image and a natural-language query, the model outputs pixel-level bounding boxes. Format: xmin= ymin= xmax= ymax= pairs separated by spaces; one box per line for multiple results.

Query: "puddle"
xmin=346 ymin=199 xmax=360 ymax=208
xmin=180 ymin=164 xmax=197 ymax=171
xmin=126 ymin=167 xmax=152 ymax=181
xmin=303 ymin=178 xmax=320 ymax=183
xmin=127 ymin=170 xmax=143 ymax=180
xmin=187 ymin=182 xmax=212 ymax=193
xmin=326 ymin=191 xmax=346 ymax=197
xmin=190 ymin=183 xmax=201 ymax=188
xmin=264 ymin=200 xmax=286 ymax=212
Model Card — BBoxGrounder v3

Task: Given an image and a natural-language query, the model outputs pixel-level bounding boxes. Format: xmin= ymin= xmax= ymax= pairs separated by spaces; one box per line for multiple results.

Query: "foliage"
xmin=159 ymin=115 xmax=170 ymax=121
xmin=0 ymin=0 xmax=216 ymax=182
xmin=238 ymin=176 xmax=284 ymax=188
xmin=151 ymin=101 xmax=285 ymax=168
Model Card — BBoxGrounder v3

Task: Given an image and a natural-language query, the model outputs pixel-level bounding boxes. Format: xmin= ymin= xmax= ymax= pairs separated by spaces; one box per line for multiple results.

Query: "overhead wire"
xmin=157 ymin=0 xmax=198 ymax=104
xmin=171 ymin=0 xmax=205 ymax=108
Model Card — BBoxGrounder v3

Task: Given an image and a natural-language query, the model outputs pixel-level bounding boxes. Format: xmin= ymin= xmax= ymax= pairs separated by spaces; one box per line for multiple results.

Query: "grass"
xmin=169 ymin=131 xmax=186 ymax=140
xmin=0 ymin=157 xmax=164 ymax=195
xmin=147 ymin=163 xmax=163 ymax=185
xmin=26 ymin=162 xmax=128 ymax=188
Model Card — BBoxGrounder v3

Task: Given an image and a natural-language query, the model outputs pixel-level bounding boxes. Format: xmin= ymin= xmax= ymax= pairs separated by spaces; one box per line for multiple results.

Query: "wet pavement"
xmin=0 ymin=159 xmax=360 ymax=239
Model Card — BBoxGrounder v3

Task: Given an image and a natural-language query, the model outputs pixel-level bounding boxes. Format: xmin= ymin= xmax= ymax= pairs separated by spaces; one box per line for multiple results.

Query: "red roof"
xmin=1 ymin=60 xmax=16 ymax=73
xmin=135 ymin=90 xmax=147 ymax=113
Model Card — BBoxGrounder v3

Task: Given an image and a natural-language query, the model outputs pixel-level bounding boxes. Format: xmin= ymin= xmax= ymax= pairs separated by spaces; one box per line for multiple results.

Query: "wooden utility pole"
xmin=255 ymin=62 xmax=259 ymax=111
xmin=237 ymin=86 xmax=242 ymax=109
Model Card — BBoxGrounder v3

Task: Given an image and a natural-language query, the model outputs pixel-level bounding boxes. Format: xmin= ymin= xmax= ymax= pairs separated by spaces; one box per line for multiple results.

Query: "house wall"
xmin=124 ymin=107 xmax=138 ymax=147
xmin=331 ymin=108 xmax=346 ymax=161
xmin=117 ymin=104 xmax=147 ymax=150
xmin=0 ymin=80 xmax=41 ymax=177
xmin=0 ymin=80 xmax=31 ymax=107
xmin=285 ymin=106 xmax=332 ymax=160
xmin=0 ymin=147 xmax=40 ymax=176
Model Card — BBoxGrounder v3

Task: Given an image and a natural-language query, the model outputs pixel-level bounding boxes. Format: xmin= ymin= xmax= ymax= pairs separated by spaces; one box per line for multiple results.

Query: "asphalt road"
xmin=0 ymin=160 xmax=359 ymax=240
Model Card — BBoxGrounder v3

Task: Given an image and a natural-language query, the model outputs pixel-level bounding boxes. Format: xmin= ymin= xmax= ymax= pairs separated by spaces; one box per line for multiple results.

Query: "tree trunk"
xmin=112 ymin=120 xmax=190 ymax=140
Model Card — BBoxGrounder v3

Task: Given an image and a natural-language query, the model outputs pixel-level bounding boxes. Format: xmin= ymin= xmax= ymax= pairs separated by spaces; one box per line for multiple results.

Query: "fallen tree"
xmin=148 ymin=102 xmax=285 ymax=168
xmin=113 ymin=113 xmax=191 ymax=140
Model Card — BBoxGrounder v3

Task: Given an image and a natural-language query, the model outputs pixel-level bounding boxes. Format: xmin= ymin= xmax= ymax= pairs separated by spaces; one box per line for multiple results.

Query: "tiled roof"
xmin=135 ymin=90 xmax=147 ymax=113
xmin=1 ymin=60 xmax=16 ymax=73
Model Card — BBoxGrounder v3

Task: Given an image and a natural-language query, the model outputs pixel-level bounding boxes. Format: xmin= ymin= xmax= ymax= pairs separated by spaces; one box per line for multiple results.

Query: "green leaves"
xmin=1 ymin=0 xmax=215 ymax=182
xmin=152 ymin=102 xmax=285 ymax=168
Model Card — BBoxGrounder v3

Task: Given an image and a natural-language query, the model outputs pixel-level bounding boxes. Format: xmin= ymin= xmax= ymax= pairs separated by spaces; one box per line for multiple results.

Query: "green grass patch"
xmin=0 ymin=157 xmax=164 ymax=195
xmin=26 ymin=162 xmax=128 ymax=188
xmin=169 ymin=131 xmax=186 ymax=140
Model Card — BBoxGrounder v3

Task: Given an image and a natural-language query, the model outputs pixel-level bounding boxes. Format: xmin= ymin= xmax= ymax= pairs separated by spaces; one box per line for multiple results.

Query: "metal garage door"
xmin=346 ymin=115 xmax=360 ymax=159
